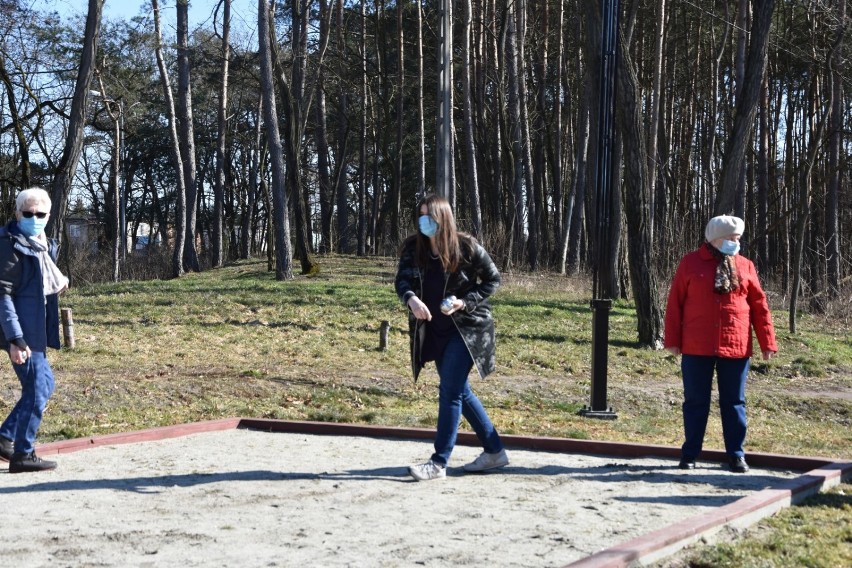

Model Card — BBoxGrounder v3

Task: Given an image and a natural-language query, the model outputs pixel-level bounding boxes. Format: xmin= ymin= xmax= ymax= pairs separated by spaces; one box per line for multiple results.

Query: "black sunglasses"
xmin=21 ymin=211 xmax=48 ymax=219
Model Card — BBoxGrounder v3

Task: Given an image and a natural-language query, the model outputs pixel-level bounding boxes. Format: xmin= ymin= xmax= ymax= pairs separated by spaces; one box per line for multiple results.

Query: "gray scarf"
xmin=26 ymin=236 xmax=68 ymax=296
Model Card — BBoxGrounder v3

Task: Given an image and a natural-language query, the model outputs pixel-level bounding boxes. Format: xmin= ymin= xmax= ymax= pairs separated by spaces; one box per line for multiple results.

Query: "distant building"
xmin=65 ymin=215 xmax=162 ymax=255
xmin=65 ymin=214 xmax=101 ymax=254
xmin=133 ymin=222 xmax=163 ymax=254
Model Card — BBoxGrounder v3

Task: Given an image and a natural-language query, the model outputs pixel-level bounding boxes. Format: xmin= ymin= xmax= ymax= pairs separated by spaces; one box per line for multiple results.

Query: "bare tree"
xmin=461 ymin=0 xmax=482 ymax=237
xmin=616 ymin=32 xmax=663 ymax=348
xmin=212 ymin=0 xmax=232 ymax=269
xmin=506 ymin=2 xmax=525 ymax=265
xmin=270 ymin=0 xmax=332 ymax=272
xmin=48 ymin=0 xmax=103 ymax=245
xmin=316 ymin=0 xmax=333 ymax=254
xmin=334 ymin=0 xmax=351 ymax=253
xmin=646 ymin=0 xmax=666 ymax=237
xmin=416 ymin=0 xmax=426 ymax=197
xmin=515 ymin=0 xmax=538 ymax=269
xmin=715 ymin=0 xmax=775 ymax=215
xmin=152 ymin=0 xmax=186 ymax=278
xmin=259 ymin=0 xmax=293 ymax=279
xmin=357 ymin=0 xmax=367 ymax=255
xmin=95 ymin=75 xmax=121 ymax=282
xmin=176 ymin=0 xmax=200 ymax=272
xmin=826 ymin=0 xmax=845 ymax=298
xmin=0 ymin=52 xmax=31 ymax=189
xmin=790 ymin=75 xmax=829 ymax=332
xmin=552 ymin=0 xmax=566 ymax=249
xmin=393 ymin=0 xmax=404 ymax=240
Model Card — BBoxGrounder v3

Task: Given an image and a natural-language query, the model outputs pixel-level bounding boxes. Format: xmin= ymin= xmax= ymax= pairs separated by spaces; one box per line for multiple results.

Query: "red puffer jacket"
xmin=664 ymin=244 xmax=777 ymax=358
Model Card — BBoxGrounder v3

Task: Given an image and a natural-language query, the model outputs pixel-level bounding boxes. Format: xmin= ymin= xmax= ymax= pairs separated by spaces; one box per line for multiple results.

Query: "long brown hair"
xmin=410 ymin=194 xmax=466 ymax=273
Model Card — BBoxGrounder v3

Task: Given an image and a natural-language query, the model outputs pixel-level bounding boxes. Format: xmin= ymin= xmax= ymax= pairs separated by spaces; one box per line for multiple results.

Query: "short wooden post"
xmin=61 ymin=307 xmax=75 ymax=349
xmin=379 ymin=320 xmax=390 ymax=351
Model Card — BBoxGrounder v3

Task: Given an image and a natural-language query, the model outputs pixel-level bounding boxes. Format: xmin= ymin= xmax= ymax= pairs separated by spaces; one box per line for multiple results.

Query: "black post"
xmin=587 ymin=299 xmax=613 ymax=415
xmin=581 ymin=0 xmax=619 ymax=420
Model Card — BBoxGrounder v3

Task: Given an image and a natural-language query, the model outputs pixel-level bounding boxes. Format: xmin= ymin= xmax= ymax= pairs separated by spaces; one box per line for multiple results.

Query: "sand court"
xmin=0 ymin=419 xmax=848 ymax=567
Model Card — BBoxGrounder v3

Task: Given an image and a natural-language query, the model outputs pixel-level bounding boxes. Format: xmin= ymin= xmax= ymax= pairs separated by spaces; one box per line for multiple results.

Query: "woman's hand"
xmin=665 ymin=346 xmax=681 ymax=357
xmin=444 ymin=298 xmax=465 ymax=315
xmin=407 ymin=296 xmax=432 ymax=321
xmin=762 ymin=350 xmax=774 ymax=361
xmin=9 ymin=344 xmax=31 ymax=365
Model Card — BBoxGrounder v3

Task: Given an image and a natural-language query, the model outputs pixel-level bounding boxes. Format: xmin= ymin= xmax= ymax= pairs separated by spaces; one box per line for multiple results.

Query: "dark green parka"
xmin=394 ymin=235 xmax=500 ymax=381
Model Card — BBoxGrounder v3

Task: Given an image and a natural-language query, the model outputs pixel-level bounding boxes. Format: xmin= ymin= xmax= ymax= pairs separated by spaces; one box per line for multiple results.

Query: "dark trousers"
xmin=681 ymin=355 xmax=750 ymax=460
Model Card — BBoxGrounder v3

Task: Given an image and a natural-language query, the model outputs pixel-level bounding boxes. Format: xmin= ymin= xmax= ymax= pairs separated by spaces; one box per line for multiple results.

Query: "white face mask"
xmin=718 ymin=239 xmax=740 ymax=256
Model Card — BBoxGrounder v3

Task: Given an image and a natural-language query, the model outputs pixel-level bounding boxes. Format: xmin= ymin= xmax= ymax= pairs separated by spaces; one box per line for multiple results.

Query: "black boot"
xmin=729 ymin=456 xmax=750 ymax=473
xmin=9 ymin=451 xmax=57 ymax=473
xmin=0 ymin=437 xmax=13 ymax=462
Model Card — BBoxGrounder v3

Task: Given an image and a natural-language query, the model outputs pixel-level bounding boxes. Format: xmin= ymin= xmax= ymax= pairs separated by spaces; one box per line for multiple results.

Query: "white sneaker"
xmin=409 ymin=460 xmax=446 ymax=481
xmin=463 ymin=449 xmax=509 ymax=472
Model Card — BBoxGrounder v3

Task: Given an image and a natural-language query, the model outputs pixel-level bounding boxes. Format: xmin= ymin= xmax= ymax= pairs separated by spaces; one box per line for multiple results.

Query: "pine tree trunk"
xmin=716 ymin=0 xmax=775 ymax=215
xmin=335 ymin=0 xmax=350 ymax=253
xmin=616 ymin=35 xmax=664 ymax=348
xmin=515 ymin=1 xmax=538 ymax=269
xmin=506 ymin=3 xmax=525 ymax=265
xmin=826 ymin=0 xmax=845 ymax=298
xmin=48 ymin=0 xmax=103 ymax=246
xmin=357 ymin=0 xmax=367 ymax=256
xmin=258 ymin=0 xmax=293 ymax=279
xmin=176 ymin=0 xmax=200 ymax=272
xmin=416 ymin=0 xmax=426 ymax=197
xmin=212 ymin=0 xmax=231 ymax=268
xmin=152 ymin=0 xmax=186 ymax=278
xmin=461 ymin=0 xmax=482 ymax=237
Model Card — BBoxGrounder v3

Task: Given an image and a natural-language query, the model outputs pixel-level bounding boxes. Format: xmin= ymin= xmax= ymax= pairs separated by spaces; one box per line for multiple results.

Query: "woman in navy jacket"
xmin=0 ymin=187 xmax=68 ymax=473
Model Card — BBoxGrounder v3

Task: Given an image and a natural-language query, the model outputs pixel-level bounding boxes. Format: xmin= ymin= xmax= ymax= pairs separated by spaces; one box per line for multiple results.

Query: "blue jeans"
xmin=681 ymin=355 xmax=749 ymax=460
xmin=0 ymin=351 xmax=55 ymax=455
xmin=430 ymin=334 xmax=503 ymax=466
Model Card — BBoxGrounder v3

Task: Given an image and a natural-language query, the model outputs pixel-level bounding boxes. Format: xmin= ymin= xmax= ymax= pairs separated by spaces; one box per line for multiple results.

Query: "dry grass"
xmin=31 ymin=254 xmax=850 ymax=459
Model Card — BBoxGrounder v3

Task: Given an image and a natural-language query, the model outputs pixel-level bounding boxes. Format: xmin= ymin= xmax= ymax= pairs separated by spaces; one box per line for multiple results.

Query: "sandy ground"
xmin=0 ymin=429 xmax=801 ymax=567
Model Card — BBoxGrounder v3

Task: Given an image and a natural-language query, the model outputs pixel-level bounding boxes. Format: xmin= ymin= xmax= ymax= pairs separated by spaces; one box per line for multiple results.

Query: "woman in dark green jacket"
xmin=395 ymin=194 xmax=508 ymax=481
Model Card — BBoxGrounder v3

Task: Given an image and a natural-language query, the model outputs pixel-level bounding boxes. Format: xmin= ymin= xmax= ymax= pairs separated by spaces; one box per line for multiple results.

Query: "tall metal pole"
xmin=436 ymin=0 xmax=453 ymax=200
xmin=581 ymin=0 xmax=620 ymax=420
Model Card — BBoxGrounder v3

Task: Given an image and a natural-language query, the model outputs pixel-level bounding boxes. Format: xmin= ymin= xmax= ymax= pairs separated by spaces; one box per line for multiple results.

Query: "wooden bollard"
xmin=61 ymin=307 xmax=75 ymax=349
xmin=379 ymin=320 xmax=390 ymax=351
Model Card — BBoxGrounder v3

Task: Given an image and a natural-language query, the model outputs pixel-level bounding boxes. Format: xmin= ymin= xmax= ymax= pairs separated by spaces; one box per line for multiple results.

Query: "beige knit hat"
xmin=705 ymin=215 xmax=745 ymax=242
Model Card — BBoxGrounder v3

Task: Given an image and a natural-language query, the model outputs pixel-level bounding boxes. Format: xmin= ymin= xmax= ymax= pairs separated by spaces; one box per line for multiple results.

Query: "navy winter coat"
xmin=0 ymin=221 xmax=61 ymax=352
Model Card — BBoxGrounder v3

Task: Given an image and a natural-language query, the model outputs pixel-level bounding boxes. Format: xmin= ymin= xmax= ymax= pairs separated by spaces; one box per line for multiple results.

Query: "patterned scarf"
xmin=706 ymin=242 xmax=739 ymax=294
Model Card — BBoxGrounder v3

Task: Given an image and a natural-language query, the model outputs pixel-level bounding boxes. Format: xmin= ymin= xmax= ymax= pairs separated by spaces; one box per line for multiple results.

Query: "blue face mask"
xmin=18 ymin=216 xmax=48 ymax=237
xmin=418 ymin=214 xmax=439 ymax=238
xmin=718 ymin=239 xmax=740 ymax=256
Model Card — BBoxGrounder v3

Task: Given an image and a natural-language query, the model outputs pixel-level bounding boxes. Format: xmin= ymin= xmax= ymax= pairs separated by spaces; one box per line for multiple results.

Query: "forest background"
xmin=1 ymin=0 xmax=847 ymax=345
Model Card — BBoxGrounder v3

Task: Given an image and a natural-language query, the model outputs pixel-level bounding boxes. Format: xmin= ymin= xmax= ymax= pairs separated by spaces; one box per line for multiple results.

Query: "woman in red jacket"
xmin=664 ymin=215 xmax=777 ymax=473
